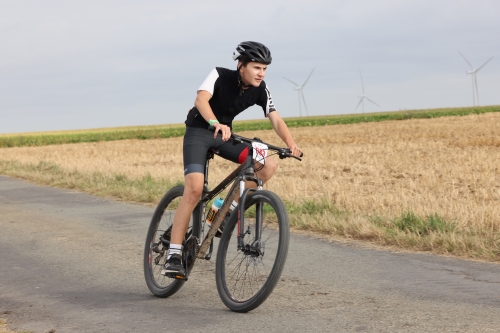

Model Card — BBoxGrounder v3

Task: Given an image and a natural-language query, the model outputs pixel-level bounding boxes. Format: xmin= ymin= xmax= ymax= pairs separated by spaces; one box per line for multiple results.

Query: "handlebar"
xmin=208 ymin=125 xmax=303 ymax=161
xmin=231 ymin=134 xmax=303 ymax=161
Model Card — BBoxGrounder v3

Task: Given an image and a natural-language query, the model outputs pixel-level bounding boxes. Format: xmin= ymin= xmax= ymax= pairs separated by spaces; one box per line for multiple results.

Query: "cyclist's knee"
xmin=266 ymin=158 xmax=278 ymax=174
xmin=258 ymin=158 xmax=278 ymax=181
xmin=269 ymin=158 xmax=278 ymax=173
xmin=184 ymin=186 xmax=202 ymax=200
xmin=183 ymin=173 xmax=204 ymax=201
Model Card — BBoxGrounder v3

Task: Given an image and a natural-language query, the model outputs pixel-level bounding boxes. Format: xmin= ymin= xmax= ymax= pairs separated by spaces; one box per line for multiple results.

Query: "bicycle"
xmin=143 ymin=130 xmax=302 ymax=312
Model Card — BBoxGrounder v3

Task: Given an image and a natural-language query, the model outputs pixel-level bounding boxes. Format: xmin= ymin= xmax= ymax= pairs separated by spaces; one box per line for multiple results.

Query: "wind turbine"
xmin=458 ymin=51 xmax=493 ymax=106
xmin=355 ymin=70 xmax=379 ymax=113
xmin=283 ymin=68 xmax=314 ymax=116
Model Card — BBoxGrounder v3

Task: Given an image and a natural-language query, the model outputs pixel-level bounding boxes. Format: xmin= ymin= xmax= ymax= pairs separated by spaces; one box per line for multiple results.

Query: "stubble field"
xmin=1 ymin=112 xmax=499 ymax=260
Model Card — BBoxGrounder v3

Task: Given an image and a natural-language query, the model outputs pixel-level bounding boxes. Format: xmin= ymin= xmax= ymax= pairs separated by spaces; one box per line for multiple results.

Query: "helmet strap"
xmin=237 ymin=62 xmax=251 ymax=96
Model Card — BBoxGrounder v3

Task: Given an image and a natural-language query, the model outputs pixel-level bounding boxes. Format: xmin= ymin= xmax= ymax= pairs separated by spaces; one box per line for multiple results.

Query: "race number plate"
xmin=252 ymin=142 xmax=268 ymax=164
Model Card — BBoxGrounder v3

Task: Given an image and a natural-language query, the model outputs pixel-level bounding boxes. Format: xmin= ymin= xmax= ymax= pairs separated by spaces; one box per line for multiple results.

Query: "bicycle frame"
xmin=196 ymin=144 xmax=262 ymax=259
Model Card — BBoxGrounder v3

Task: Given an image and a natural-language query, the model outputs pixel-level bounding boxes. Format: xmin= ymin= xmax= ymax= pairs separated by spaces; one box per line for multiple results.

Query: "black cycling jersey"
xmin=185 ymin=67 xmax=276 ymax=129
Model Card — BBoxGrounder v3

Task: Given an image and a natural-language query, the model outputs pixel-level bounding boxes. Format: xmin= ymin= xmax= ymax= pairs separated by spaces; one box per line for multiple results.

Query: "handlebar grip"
xmin=278 ymin=150 xmax=303 ymax=160
xmin=288 ymin=150 xmax=304 ymax=158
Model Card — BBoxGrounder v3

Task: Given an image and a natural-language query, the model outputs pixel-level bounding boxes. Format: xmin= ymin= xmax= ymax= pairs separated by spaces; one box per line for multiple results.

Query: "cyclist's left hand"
xmin=288 ymin=144 xmax=302 ymax=158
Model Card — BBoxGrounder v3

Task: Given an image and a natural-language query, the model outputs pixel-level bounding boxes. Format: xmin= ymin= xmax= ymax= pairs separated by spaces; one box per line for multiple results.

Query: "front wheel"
xmin=215 ymin=190 xmax=290 ymax=312
xmin=144 ymin=185 xmax=193 ymax=297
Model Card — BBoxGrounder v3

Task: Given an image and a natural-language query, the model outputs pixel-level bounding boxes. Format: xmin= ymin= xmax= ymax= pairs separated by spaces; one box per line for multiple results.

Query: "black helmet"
xmin=232 ymin=41 xmax=272 ymax=65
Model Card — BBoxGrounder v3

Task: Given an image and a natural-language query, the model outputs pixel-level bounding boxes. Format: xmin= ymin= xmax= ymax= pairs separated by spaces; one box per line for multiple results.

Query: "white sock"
xmin=168 ymin=244 xmax=182 ymax=259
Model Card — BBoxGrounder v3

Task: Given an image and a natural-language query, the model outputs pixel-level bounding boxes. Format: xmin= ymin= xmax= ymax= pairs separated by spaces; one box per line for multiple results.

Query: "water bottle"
xmin=205 ymin=197 xmax=224 ymax=228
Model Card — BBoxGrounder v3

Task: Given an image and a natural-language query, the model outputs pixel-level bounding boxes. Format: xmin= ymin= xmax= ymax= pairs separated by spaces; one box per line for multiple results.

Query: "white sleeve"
xmin=264 ymin=86 xmax=277 ymax=116
xmin=197 ymin=68 xmax=219 ymax=95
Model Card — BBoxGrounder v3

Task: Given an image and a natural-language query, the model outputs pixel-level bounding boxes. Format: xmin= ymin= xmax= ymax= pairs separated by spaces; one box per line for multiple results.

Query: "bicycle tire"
xmin=215 ymin=190 xmax=290 ymax=312
xmin=144 ymin=185 xmax=193 ymax=297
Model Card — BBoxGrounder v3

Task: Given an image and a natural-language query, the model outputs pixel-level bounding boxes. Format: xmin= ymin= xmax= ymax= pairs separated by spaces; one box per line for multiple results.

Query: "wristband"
xmin=208 ymin=119 xmax=219 ymax=126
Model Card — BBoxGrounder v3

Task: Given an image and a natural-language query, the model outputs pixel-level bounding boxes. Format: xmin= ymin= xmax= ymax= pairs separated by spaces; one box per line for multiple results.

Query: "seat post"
xmin=204 ymin=150 xmax=215 ymax=193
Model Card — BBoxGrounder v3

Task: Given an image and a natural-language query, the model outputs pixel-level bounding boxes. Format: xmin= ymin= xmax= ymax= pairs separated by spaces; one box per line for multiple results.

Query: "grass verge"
xmin=287 ymin=200 xmax=500 ymax=261
xmin=1 ymin=105 xmax=499 ymax=147
xmin=2 ymin=160 xmax=499 ymax=261
xmin=0 ymin=160 xmax=181 ymax=204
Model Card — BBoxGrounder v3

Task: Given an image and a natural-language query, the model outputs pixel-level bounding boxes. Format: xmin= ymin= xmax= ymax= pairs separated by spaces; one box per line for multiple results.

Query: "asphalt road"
xmin=1 ymin=175 xmax=500 ymax=333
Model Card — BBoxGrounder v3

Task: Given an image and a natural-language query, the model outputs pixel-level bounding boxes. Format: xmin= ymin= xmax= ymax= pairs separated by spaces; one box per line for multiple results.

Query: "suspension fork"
xmin=236 ymin=145 xmax=266 ymax=250
xmin=255 ymin=200 xmax=263 ymax=244
xmin=236 ymin=180 xmax=263 ymax=250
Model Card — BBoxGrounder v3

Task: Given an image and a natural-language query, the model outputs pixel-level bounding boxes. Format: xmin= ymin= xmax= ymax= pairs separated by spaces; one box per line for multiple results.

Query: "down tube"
xmin=192 ymin=202 xmax=203 ymax=239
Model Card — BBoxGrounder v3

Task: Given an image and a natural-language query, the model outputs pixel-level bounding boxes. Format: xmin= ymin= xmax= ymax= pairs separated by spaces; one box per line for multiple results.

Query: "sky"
xmin=1 ymin=0 xmax=499 ymax=134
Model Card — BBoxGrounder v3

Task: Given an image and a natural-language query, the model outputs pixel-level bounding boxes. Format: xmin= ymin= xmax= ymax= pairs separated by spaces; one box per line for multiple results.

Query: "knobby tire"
xmin=215 ymin=190 xmax=290 ymax=312
xmin=144 ymin=185 xmax=192 ymax=298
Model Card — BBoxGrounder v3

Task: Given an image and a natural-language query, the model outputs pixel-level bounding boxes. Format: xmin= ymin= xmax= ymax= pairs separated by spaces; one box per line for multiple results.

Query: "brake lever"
xmin=278 ymin=151 xmax=303 ymax=161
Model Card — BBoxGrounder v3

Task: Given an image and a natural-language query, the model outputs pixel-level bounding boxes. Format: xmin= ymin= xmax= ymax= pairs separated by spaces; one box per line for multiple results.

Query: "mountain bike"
xmin=143 ymin=131 xmax=302 ymax=312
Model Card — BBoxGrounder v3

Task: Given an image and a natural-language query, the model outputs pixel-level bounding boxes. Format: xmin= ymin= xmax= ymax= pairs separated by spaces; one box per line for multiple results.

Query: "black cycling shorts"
xmin=183 ymin=126 xmax=249 ymax=175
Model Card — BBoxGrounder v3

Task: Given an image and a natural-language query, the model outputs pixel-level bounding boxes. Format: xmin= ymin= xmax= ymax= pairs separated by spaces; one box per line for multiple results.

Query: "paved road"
xmin=1 ymin=175 xmax=500 ymax=333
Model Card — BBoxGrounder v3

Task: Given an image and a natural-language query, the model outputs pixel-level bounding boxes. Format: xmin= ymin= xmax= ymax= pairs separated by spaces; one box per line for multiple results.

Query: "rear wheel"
xmin=215 ymin=190 xmax=290 ymax=312
xmin=144 ymin=185 xmax=195 ymax=297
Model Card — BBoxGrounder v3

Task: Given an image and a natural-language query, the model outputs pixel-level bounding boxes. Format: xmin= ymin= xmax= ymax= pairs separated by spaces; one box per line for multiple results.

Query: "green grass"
xmin=286 ymin=201 xmax=500 ymax=261
xmin=0 ymin=125 xmax=186 ymax=148
xmin=0 ymin=160 xmax=182 ymax=204
xmin=391 ymin=211 xmax=456 ymax=236
xmin=1 ymin=105 xmax=499 ymax=148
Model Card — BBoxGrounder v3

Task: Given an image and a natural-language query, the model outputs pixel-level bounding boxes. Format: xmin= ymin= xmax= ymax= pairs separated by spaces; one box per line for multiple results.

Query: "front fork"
xmin=237 ymin=175 xmax=263 ymax=253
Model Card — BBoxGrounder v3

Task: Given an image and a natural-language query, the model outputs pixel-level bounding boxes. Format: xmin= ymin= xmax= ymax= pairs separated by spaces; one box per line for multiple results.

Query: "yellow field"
xmin=1 ymin=113 xmax=499 ymax=259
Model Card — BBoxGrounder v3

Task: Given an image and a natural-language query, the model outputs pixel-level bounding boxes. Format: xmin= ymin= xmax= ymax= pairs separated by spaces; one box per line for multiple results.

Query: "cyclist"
xmin=162 ymin=41 xmax=302 ymax=277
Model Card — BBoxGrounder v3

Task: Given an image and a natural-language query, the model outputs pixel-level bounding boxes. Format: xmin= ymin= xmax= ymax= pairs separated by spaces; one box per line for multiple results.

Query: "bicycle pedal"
xmin=164 ymin=272 xmax=187 ymax=280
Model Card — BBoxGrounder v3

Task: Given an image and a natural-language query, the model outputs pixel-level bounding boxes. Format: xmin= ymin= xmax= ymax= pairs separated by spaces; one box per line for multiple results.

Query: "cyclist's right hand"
xmin=213 ymin=123 xmax=231 ymax=141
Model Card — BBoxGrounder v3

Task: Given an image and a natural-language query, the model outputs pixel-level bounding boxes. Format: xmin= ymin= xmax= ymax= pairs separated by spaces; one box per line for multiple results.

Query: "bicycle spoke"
xmin=144 ymin=186 xmax=194 ymax=297
xmin=216 ymin=191 xmax=289 ymax=312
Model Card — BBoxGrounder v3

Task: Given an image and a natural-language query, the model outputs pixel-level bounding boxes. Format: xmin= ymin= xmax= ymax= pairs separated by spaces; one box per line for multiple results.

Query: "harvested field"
xmin=1 ymin=112 xmax=499 ymax=259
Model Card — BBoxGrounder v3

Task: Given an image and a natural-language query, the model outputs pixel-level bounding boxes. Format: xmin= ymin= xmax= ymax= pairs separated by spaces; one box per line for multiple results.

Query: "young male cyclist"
xmin=162 ymin=41 xmax=302 ymax=277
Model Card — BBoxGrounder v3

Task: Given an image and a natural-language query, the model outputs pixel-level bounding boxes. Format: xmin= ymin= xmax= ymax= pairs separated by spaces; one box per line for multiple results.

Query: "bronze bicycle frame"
xmin=196 ymin=145 xmax=262 ymax=258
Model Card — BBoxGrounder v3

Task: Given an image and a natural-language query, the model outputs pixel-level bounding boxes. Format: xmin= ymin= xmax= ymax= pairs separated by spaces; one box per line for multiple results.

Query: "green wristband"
xmin=209 ymin=119 xmax=219 ymax=126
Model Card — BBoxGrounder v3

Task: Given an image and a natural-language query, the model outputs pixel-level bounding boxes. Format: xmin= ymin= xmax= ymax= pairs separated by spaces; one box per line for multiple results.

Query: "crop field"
xmin=1 ymin=111 xmax=499 ymax=260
